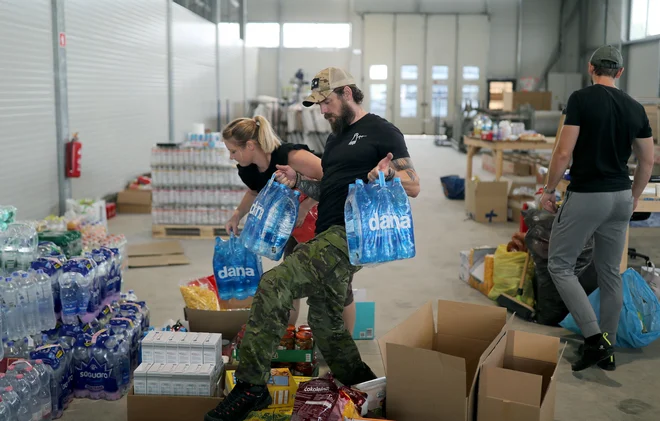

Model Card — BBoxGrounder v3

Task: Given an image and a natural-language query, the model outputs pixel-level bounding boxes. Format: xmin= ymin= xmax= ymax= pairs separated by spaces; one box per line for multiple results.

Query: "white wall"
xmin=172 ymin=4 xmax=218 ymax=140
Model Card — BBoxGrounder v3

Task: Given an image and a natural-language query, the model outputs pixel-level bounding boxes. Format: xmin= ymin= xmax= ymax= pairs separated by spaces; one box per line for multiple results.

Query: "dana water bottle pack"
xmin=240 ymin=174 xmax=301 ymax=261
xmin=345 ymin=172 xmax=415 ymax=266
xmin=213 ymin=234 xmax=263 ymax=300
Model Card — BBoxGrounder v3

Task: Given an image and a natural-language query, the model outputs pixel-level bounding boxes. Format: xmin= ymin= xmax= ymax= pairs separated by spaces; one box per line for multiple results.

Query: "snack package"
xmin=292 ymin=374 xmax=364 ymax=421
xmin=179 ymin=275 xmax=221 ymax=310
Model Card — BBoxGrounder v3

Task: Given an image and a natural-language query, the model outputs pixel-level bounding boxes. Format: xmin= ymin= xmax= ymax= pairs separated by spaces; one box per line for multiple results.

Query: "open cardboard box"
xmin=477 ymin=330 xmax=565 ymax=421
xmin=465 ymin=180 xmax=508 ymax=223
xmin=184 ymin=297 xmax=254 ymax=340
xmin=378 ymin=300 xmax=510 ymax=421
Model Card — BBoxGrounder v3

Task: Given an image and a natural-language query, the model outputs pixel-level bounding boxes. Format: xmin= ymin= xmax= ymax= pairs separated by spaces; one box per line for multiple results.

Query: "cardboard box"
xmin=506 ymin=180 xmax=537 ymax=223
xmin=226 ymin=369 xmax=299 ymax=408
xmin=482 ymin=153 xmax=533 ymax=176
xmin=117 ymin=189 xmax=152 ymax=214
xmin=378 ymin=300 xmax=509 ymax=421
xmin=478 ymin=330 xmax=566 ymax=421
xmin=503 ymin=91 xmax=552 ymax=112
xmin=127 ymin=388 xmax=222 ymax=421
xmin=127 ymin=240 xmax=190 ymax=268
xmin=184 ymin=298 xmax=253 ymax=341
xmin=466 ymin=180 xmax=508 ymax=223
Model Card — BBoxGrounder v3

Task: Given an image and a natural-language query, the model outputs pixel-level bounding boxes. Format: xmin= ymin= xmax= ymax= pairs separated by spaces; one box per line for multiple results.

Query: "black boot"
xmin=573 ymin=333 xmax=614 ymax=372
xmin=578 ymin=344 xmax=616 ymax=371
xmin=204 ymin=381 xmax=272 ymax=421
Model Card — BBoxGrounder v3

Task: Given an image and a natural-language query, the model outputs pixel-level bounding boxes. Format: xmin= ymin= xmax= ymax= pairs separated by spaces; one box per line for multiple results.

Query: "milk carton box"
xmin=146 ymin=363 xmax=165 ymax=395
xmin=177 ymin=333 xmax=191 ymax=364
xmin=203 ymin=333 xmax=222 ymax=364
xmin=141 ymin=331 xmax=158 ymax=363
xmin=190 ymin=333 xmax=209 ymax=364
xmin=154 ymin=332 xmax=173 ymax=364
xmin=171 ymin=364 xmax=189 ymax=396
xmin=197 ymin=364 xmax=217 ymax=397
xmin=133 ymin=363 xmax=152 ymax=395
xmin=158 ymin=363 xmax=177 ymax=396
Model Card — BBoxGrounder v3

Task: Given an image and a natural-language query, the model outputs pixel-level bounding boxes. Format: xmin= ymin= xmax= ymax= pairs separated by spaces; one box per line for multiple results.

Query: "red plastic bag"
xmin=292 ymin=374 xmax=365 ymax=421
xmin=292 ymin=193 xmax=318 ymax=244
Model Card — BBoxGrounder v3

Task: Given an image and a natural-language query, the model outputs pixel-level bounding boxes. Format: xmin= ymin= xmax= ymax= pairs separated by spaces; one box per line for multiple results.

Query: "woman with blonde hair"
xmin=222 ymin=115 xmax=356 ymax=332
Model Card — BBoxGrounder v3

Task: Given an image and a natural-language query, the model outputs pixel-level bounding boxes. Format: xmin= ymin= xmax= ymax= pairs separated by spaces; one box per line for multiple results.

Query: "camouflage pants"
xmin=235 ymin=225 xmax=376 ymax=386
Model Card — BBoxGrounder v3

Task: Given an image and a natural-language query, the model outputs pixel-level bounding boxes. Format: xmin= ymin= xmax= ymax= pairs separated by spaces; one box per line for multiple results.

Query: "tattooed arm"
xmin=367 ymin=154 xmax=420 ymax=198
xmin=389 ymin=157 xmax=420 ymax=198
xmin=295 ymin=176 xmax=321 ymax=201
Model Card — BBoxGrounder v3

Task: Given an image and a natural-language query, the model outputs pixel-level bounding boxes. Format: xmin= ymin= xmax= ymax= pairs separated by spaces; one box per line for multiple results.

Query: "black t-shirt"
xmin=237 ymin=143 xmax=311 ymax=192
xmin=565 ymin=84 xmax=653 ymax=193
xmin=316 ymin=113 xmax=410 ymax=234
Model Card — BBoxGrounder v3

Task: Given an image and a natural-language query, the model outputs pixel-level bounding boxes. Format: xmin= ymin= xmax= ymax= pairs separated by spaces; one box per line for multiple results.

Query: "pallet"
xmin=152 ymin=224 xmax=232 ymax=240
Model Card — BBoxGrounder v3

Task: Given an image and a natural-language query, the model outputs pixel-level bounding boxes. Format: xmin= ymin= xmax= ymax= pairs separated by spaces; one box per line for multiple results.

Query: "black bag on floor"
xmin=524 ymin=209 xmax=599 ymax=326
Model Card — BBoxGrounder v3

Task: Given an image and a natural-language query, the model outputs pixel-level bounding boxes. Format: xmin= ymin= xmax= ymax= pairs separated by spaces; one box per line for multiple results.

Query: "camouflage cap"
xmin=302 ymin=67 xmax=356 ymax=107
xmin=590 ymin=45 xmax=623 ymax=69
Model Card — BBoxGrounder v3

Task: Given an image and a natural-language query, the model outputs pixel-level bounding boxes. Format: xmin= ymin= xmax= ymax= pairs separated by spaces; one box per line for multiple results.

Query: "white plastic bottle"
xmin=126 ymin=290 xmax=138 ymax=301
xmin=33 ymin=270 xmax=57 ymax=331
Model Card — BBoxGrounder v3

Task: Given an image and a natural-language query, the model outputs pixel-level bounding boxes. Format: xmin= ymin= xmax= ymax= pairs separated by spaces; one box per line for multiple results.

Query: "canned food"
xmin=295 ymin=331 xmax=313 ymax=350
xmin=279 ymin=331 xmax=295 ymax=350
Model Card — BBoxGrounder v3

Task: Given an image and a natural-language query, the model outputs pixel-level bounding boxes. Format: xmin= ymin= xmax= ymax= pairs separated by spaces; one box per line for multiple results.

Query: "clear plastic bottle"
xmin=0 ymin=226 xmax=18 ymax=276
xmin=13 ymin=272 xmax=38 ymax=336
xmin=17 ymin=366 xmax=40 ymax=421
xmin=32 ymin=360 xmax=53 ymax=421
xmin=390 ymin=178 xmax=416 ymax=261
xmin=126 ymin=290 xmax=138 ymax=302
xmin=0 ymin=386 xmax=20 ymax=420
xmin=9 ymin=374 xmax=35 ymax=421
xmin=33 ymin=270 xmax=57 ymax=331
xmin=4 ymin=276 xmax=26 ymax=339
xmin=0 ymin=397 xmax=10 ymax=421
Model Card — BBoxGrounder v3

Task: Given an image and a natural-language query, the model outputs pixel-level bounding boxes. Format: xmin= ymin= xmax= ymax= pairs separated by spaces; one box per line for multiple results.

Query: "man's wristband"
xmin=543 ymin=185 xmax=555 ymax=194
xmin=294 ymin=172 xmax=301 ymax=188
xmin=385 ymin=168 xmax=395 ymax=181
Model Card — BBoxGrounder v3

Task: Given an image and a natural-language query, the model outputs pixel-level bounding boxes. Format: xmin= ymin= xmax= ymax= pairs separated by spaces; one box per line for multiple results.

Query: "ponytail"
xmin=222 ymin=115 xmax=281 ymax=153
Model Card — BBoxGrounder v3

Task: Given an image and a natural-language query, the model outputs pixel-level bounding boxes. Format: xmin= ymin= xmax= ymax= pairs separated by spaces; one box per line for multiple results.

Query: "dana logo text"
xmin=368 ymin=213 xmax=412 ymax=231
xmin=217 ymin=266 xmax=256 ymax=278
xmin=249 ymin=202 xmax=265 ymax=219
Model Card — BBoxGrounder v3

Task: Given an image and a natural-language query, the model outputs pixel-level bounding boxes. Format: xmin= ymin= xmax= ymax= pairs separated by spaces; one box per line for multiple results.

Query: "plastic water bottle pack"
xmin=240 ymin=174 xmax=300 ymax=261
xmin=213 ymin=234 xmax=263 ymax=301
xmin=0 ymin=222 xmax=38 ymax=276
xmin=59 ymin=257 xmax=96 ymax=325
xmin=344 ymin=172 xmax=415 ymax=266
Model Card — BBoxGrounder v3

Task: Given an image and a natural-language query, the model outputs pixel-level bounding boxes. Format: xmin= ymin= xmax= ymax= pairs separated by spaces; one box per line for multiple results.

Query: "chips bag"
xmin=179 ymin=275 xmax=220 ymax=311
xmin=292 ymin=374 xmax=365 ymax=421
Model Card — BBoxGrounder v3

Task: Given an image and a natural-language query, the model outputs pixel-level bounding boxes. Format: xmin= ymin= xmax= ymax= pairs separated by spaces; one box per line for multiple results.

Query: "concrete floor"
xmin=63 ymin=138 xmax=660 ymax=421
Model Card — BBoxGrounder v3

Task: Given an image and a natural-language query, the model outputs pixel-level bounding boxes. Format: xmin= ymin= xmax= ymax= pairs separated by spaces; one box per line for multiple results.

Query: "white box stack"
xmin=133 ymin=362 xmax=223 ymax=397
xmin=140 ymin=331 xmax=222 ymax=365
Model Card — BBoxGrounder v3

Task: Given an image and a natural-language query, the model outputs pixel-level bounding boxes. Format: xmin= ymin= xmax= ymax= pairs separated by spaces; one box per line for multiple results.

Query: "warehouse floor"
xmin=63 ymin=137 xmax=660 ymax=421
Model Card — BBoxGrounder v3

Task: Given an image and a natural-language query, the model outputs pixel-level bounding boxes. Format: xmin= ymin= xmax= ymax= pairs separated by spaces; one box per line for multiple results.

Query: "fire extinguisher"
xmin=66 ymin=132 xmax=82 ymax=178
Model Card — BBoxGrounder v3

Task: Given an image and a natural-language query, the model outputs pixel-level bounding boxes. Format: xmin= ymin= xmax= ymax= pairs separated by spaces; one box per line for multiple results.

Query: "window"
xmin=630 ymin=0 xmax=660 ymax=40
xmin=218 ymin=23 xmax=241 ymax=46
xmin=246 ymin=23 xmax=280 ymax=48
xmin=431 ymin=85 xmax=448 ymax=118
xmin=283 ymin=23 xmax=351 ymax=48
xmin=463 ymin=66 xmax=480 ymax=80
xmin=369 ymin=65 xmax=388 ymax=80
xmin=432 ymin=65 xmax=449 ymax=80
xmin=401 ymin=65 xmax=418 ymax=80
xmin=461 ymin=85 xmax=479 ymax=109
xmin=400 ymin=85 xmax=417 ymax=118
xmin=370 ymin=84 xmax=387 ymax=117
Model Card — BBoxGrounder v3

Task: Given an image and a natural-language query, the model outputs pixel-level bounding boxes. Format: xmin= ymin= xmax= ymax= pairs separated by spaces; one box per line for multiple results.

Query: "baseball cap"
xmin=590 ymin=45 xmax=623 ymax=69
xmin=302 ymin=67 xmax=356 ymax=107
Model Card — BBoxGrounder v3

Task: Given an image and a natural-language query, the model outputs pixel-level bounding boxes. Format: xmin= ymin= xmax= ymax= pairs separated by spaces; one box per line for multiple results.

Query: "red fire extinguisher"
xmin=66 ymin=132 xmax=82 ymax=178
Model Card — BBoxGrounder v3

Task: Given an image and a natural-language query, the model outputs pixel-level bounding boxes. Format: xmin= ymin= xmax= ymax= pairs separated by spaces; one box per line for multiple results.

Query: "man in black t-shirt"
xmin=205 ymin=68 xmax=420 ymax=421
xmin=540 ymin=45 xmax=655 ymax=373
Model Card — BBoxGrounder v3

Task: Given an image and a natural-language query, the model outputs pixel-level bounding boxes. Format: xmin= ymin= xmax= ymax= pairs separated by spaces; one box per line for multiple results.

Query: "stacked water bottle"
xmin=240 ymin=175 xmax=301 ymax=261
xmin=0 ymin=360 xmax=54 ymax=421
xmin=150 ymin=144 xmax=248 ymax=226
xmin=344 ymin=172 xmax=416 ymax=266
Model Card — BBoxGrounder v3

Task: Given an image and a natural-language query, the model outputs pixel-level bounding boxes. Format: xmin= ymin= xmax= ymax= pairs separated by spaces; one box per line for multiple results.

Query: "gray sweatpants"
xmin=548 ymin=190 xmax=633 ymax=344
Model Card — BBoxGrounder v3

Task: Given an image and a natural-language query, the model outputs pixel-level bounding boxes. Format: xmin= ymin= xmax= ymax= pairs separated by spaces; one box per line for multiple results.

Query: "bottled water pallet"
xmin=152 ymin=224 xmax=235 ymax=240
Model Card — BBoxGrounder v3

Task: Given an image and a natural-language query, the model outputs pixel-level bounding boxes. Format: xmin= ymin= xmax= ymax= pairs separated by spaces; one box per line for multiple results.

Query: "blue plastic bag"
xmin=240 ymin=174 xmax=300 ymax=261
xmin=559 ymin=269 xmax=660 ymax=348
xmin=213 ymin=233 xmax=263 ymax=300
xmin=440 ymin=175 xmax=465 ymax=200
xmin=344 ymin=171 xmax=415 ymax=266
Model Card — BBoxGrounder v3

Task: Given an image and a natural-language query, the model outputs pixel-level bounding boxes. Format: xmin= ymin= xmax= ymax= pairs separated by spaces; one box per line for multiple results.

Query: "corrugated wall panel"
xmin=172 ymin=4 xmax=218 ymax=141
xmin=0 ymin=0 xmax=59 ymax=219
xmin=66 ymin=0 xmax=168 ymax=199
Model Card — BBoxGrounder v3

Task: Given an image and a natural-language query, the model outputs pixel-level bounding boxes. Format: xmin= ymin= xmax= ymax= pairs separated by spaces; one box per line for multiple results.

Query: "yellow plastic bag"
xmin=488 ymin=244 xmax=535 ymax=307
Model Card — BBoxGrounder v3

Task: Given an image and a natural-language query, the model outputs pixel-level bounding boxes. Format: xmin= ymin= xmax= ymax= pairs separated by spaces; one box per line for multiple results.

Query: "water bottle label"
xmin=76 ymin=357 xmax=119 ymax=394
xmin=215 ymin=265 xmax=256 ymax=279
xmin=367 ymin=213 xmax=412 ymax=231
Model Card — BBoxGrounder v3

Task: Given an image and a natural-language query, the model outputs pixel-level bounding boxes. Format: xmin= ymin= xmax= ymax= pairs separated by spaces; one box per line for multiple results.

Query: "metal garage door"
xmin=0 ymin=0 xmax=59 ymax=219
xmin=66 ymin=0 xmax=169 ymax=199
xmin=363 ymin=13 xmax=490 ymax=135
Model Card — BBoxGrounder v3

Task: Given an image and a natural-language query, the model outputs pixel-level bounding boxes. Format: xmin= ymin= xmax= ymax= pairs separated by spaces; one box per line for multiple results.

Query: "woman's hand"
xmin=275 ymin=165 xmax=297 ymax=188
xmin=225 ymin=212 xmax=241 ymax=235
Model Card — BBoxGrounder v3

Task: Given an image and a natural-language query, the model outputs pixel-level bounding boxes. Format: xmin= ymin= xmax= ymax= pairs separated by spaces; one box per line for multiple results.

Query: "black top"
xmin=316 ymin=113 xmax=410 ymax=234
xmin=237 ymin=143 xmax=311 ymax=192
xmin=565 ymin=84 xmax=653 ymax=193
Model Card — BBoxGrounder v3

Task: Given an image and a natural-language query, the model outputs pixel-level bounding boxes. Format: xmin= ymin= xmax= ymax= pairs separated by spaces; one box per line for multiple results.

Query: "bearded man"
xmin=205 ymin=67 xmax=420 ymax=421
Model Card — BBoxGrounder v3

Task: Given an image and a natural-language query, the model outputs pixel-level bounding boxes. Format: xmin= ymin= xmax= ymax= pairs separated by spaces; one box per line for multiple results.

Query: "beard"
xmin=325 ymin=100 xmax=355 ymax=135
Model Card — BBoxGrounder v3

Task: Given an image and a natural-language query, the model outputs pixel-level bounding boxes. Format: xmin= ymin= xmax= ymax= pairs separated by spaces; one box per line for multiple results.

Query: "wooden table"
xmin=464 ymin=135 xmax=556 ymax=181
xmin=556 ymin=180 xmax=660 ymax=272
